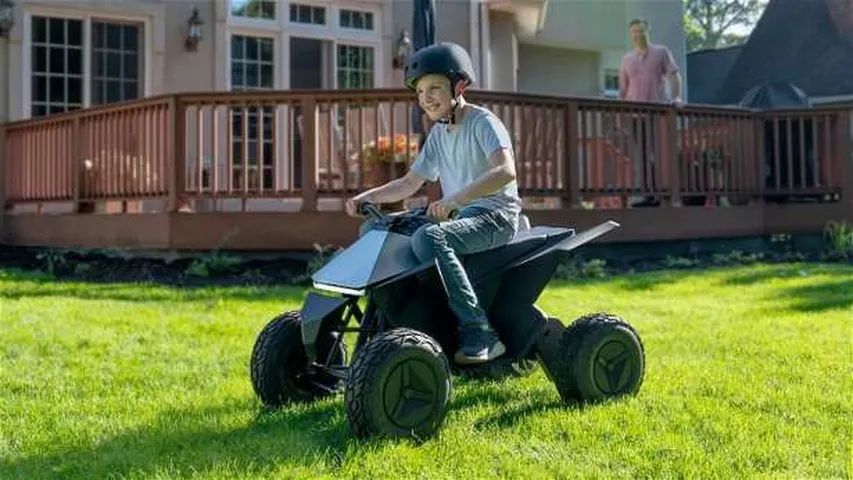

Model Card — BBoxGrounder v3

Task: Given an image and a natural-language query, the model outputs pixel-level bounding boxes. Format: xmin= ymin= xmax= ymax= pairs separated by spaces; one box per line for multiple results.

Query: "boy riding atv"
xmin=345 ymin=42 xmax=520 ymax=366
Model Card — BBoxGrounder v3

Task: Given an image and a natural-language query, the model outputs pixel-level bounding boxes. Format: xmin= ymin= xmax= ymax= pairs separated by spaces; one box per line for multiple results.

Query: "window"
xmin=230 ymin=0 xmax=276 ymax=20
xmin=290 ymin=4 xmax=326 ymax=25
xmin=603 ymin=68 xmax=620 ymax=97
xmin=91 ymin=21 xmax=142 ymax=105
xmin=230 ymin=34 xmax=274 ymax=89
xmin=230 ymin=35 xmax=275 ymax=190
xmin=29 ymin=15 xmax=144 ymax=118
xmin=31 ymin=17 xmax=83 ymax=116
xmin=337 ymin=45 xmax=374 ymax=89
xmin=339 ymin=9 xmax=373 ymax=30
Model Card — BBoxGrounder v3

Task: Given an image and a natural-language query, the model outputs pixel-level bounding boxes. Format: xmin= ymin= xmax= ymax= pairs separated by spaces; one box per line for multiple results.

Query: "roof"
xmin=686 ymin=45 xmax=744 ymax=104
xmin=713 ymin=0 xmax=853 ymax=104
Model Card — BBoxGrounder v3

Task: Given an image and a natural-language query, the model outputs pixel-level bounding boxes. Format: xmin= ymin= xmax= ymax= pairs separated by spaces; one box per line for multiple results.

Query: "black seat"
xmin=462 ymin=226 xmax=574 ymax=280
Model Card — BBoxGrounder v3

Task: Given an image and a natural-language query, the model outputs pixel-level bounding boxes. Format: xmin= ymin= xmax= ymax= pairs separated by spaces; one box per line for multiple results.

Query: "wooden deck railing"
xmin=3 ymin=89 xmax=852 ymax=214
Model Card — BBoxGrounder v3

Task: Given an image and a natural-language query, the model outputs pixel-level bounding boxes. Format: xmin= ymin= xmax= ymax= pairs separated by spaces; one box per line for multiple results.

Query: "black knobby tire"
xmin=554 ymin=312 xmax=645 ymax=404
xmin=250 ymin=311 xmax=344 ymax=407
xmin=344 ymin=328 xmax=451 ymax=440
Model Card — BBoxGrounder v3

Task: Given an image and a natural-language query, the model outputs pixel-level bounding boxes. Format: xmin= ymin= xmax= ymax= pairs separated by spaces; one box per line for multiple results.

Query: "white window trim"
xmin=220 ymin=1 xmax=385 ymax=191
xmin=21 ymin=4 xmax=157 ymax=119
xmin=226 ymin=28 xmax=282 ymax=90
xmin=223 ymin=0 xmax=385 ymax=90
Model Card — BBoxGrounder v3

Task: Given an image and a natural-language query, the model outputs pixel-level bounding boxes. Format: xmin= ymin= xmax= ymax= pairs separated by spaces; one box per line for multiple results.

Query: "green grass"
xmin=1 ymin=263 xmax=851 ymax=479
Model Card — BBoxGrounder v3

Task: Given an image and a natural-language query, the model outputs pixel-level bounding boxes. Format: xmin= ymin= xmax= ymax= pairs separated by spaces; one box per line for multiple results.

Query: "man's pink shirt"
xmin=620 ymin=44 xmax=679 ymax=102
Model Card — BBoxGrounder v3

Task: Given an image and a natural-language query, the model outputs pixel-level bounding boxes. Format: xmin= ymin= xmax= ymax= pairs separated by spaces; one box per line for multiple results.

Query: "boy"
xmin=345 ymin=42 xmax=521 ymax=364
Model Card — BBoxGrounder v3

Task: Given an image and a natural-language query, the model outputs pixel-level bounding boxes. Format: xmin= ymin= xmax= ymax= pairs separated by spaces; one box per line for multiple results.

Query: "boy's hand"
xmin=345 ymin=196 xmax=367 ymax=218
xmin=427 ymin=199 xmax=459 ymax=221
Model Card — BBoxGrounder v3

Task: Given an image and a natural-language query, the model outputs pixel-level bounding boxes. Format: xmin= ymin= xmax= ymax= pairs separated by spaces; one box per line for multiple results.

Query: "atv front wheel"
xmin=345 ymin=328 xmax=451 ymax=440
xmin=554 ymin=312 xmax=645 ymax=404
xmin=250 ymin=311 xmax=345 ymax=407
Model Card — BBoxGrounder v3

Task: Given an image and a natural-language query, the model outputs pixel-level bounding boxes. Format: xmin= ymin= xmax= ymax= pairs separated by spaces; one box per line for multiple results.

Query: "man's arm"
xmin=354 ymin=169 xmax=426 ymax=205
xmin=662 ymin=47 xmax=682 ymax=102
xmin=619 ymin=60 xmax=629 ymax=99
xmin=667 ymin=71 xmax=683 ymax=102
xmin=447 ymin=147 xmax=516 ymax=206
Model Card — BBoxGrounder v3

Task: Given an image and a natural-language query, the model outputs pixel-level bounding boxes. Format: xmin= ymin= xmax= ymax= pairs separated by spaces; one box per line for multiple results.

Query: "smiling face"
xmin=414 ymin=74 xmax=458 ymax=121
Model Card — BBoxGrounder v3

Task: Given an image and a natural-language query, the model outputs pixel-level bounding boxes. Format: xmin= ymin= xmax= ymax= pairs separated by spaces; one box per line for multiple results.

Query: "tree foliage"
xmin=684 ymin=0 xmax=768 ymax=52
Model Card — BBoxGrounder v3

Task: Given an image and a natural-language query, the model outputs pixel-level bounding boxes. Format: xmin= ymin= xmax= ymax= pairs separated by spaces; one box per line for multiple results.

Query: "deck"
xmin=2 ymin=89 xmax=852 ymax=251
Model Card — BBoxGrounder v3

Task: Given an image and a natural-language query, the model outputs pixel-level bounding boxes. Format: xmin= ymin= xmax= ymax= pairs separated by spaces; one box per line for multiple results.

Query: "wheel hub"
xmin=382 ymin=359 xmax=439 ymax=429
xmin=592 ymin=340 xmax=635 ymax=394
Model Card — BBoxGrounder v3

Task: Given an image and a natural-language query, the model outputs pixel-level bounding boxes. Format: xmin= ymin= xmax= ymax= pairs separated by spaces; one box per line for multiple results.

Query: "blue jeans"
xmin=409 ymin=206 xmax=517 ymax=327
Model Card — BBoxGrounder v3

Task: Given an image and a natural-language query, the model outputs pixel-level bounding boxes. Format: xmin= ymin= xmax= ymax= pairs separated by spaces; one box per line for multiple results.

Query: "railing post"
xmin=663 ymin=108 xmax=680 ymax=206
xmin=839 ymin=109 xmax=853 ymax=219
xmin=754 ymin=114 xmax=766 ymax=204
xmin=300 ymin=96 xmax=318 ymax=212
xmin=564 ymin=101 xmax=580 ymax=208
xmin=0 ymin=123 xmax=6 ymax=237
xmin=168 ymin=95 xmax=186 ymax=213
xmin=71 ymin=117 xmax=81 ymax=213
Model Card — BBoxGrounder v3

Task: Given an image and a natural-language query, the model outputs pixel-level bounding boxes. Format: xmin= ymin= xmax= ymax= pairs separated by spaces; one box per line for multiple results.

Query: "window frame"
xmin=21 ymin=5 xmax=154 ymax=119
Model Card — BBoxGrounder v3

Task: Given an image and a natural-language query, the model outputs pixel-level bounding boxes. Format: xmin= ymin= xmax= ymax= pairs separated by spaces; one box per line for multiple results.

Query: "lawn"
xmin=1 ymin=263 xmax=851 ymax=479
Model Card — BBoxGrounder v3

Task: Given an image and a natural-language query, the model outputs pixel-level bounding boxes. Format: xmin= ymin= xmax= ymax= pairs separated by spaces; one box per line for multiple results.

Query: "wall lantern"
xmin=392 ymin=29 xmax=412 ymax=69
xmin=185 ymin=6 xmax=202 ymax=51
xmin=0 ymin=0 xmax=15 ymax=38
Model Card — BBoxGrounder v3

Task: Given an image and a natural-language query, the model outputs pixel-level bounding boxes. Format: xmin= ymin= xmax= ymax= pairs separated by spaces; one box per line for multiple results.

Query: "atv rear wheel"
xmin=345 ymin=328 xmax=451 ymax=440
xmin=554 ymin=312 xmax=645 ymax=404
xmin=250 ymin=311 xmax=345 ymax=407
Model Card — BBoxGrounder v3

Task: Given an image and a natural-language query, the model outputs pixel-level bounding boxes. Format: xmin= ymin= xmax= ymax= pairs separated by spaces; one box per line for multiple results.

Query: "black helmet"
xmin=403 ymin=42 xmax=476 ymax=91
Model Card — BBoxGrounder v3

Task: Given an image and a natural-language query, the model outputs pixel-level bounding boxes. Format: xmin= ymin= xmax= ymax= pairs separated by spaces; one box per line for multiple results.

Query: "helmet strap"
xmin=437 ymin=79 xmax=466 ymax=125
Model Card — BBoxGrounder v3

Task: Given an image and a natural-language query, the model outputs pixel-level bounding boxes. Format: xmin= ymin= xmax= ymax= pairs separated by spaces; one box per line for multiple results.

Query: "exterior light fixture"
xmin=185 ymin=6 xmax=202 ymax=51
xmin=392 ymin=29 xmax=412 ymax=69
xmin=0 ymin=0 xmax=15 ymax=38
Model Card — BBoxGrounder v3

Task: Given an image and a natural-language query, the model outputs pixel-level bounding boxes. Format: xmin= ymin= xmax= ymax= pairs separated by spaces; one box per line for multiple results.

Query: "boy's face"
xmin=415 ymin=74 xmax=457 ymax=120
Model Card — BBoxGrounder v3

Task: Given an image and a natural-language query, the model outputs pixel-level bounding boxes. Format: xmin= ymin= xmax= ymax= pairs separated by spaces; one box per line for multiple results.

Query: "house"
xmin=687 ymin=0 xmax=853 ymax=105
xmin=0 ymin=0 xmax=687 ymax=125
xmin=0 ymin=0 xmax=688 ymax=216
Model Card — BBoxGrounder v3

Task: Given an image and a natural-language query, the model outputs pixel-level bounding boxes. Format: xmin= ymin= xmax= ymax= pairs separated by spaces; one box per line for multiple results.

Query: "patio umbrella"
xmin=410 ymin=0 xmax=437 ymax=140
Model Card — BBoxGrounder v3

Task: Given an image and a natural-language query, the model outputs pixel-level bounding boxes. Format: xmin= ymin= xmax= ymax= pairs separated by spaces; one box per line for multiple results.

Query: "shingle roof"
xmin=713 ymin=0 xmax=853 ymax=104
xmin=686 ymin=45 xmax=743 ymax=104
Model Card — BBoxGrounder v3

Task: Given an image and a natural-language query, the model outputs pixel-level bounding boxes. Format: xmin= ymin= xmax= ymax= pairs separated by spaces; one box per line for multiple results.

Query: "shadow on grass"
xmin=719 ymin=263 xmax=853 ymax=313
xmin=552 ymin=268 xmax=705 ymax=292
xmin=3 ymin=399 xmax=350 ymax=479
xmin=3 ymin=378 xmax=581 ymax=479
xmin=0 ymin=268 xmax=308 ymax=304
xmin=780 ymin=277 xmax=853 ymax=312
xmin=719 ymin=262 xmax=848 ymax=286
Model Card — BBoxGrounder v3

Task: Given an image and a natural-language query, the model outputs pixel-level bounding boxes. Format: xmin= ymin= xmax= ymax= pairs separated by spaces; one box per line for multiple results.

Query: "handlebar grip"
xmin=358 ymin=201 xmax=383 ymax=220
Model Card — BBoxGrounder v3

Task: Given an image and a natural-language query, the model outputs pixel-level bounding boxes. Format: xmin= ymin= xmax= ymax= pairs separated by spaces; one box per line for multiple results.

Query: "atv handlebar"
xmin=358 ymin=201 xmax=384 ymax=221
xmin=358 ymin=200 xmax=458 ymax=223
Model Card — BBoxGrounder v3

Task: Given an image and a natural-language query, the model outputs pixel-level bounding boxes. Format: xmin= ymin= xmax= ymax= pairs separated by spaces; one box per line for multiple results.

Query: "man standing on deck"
xmin=619 ymin=18 xmax=683 ymax=207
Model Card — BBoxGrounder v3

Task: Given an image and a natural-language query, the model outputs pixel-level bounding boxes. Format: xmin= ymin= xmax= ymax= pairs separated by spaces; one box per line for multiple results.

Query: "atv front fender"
xmin=299 ymin=292 xmax=349 ymax=363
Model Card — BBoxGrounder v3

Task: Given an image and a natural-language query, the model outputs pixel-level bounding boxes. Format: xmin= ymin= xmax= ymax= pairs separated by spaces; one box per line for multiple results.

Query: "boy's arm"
xmin=353 ymin=169 xmax=426 ymax=205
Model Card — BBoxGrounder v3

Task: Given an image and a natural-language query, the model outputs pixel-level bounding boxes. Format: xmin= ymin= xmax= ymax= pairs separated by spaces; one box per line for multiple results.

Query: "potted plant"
xmin=360 ymin=133 xmax=420 ymax=188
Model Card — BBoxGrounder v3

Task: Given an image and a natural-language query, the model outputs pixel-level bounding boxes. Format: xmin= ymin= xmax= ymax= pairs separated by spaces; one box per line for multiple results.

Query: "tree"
xmin=684 ymin=0 xmax=769 ymax=52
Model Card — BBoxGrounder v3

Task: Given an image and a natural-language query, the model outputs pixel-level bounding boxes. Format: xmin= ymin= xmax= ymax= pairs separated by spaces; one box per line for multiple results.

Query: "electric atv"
xmin=250 ymin=202 xmax=645 ymax=440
